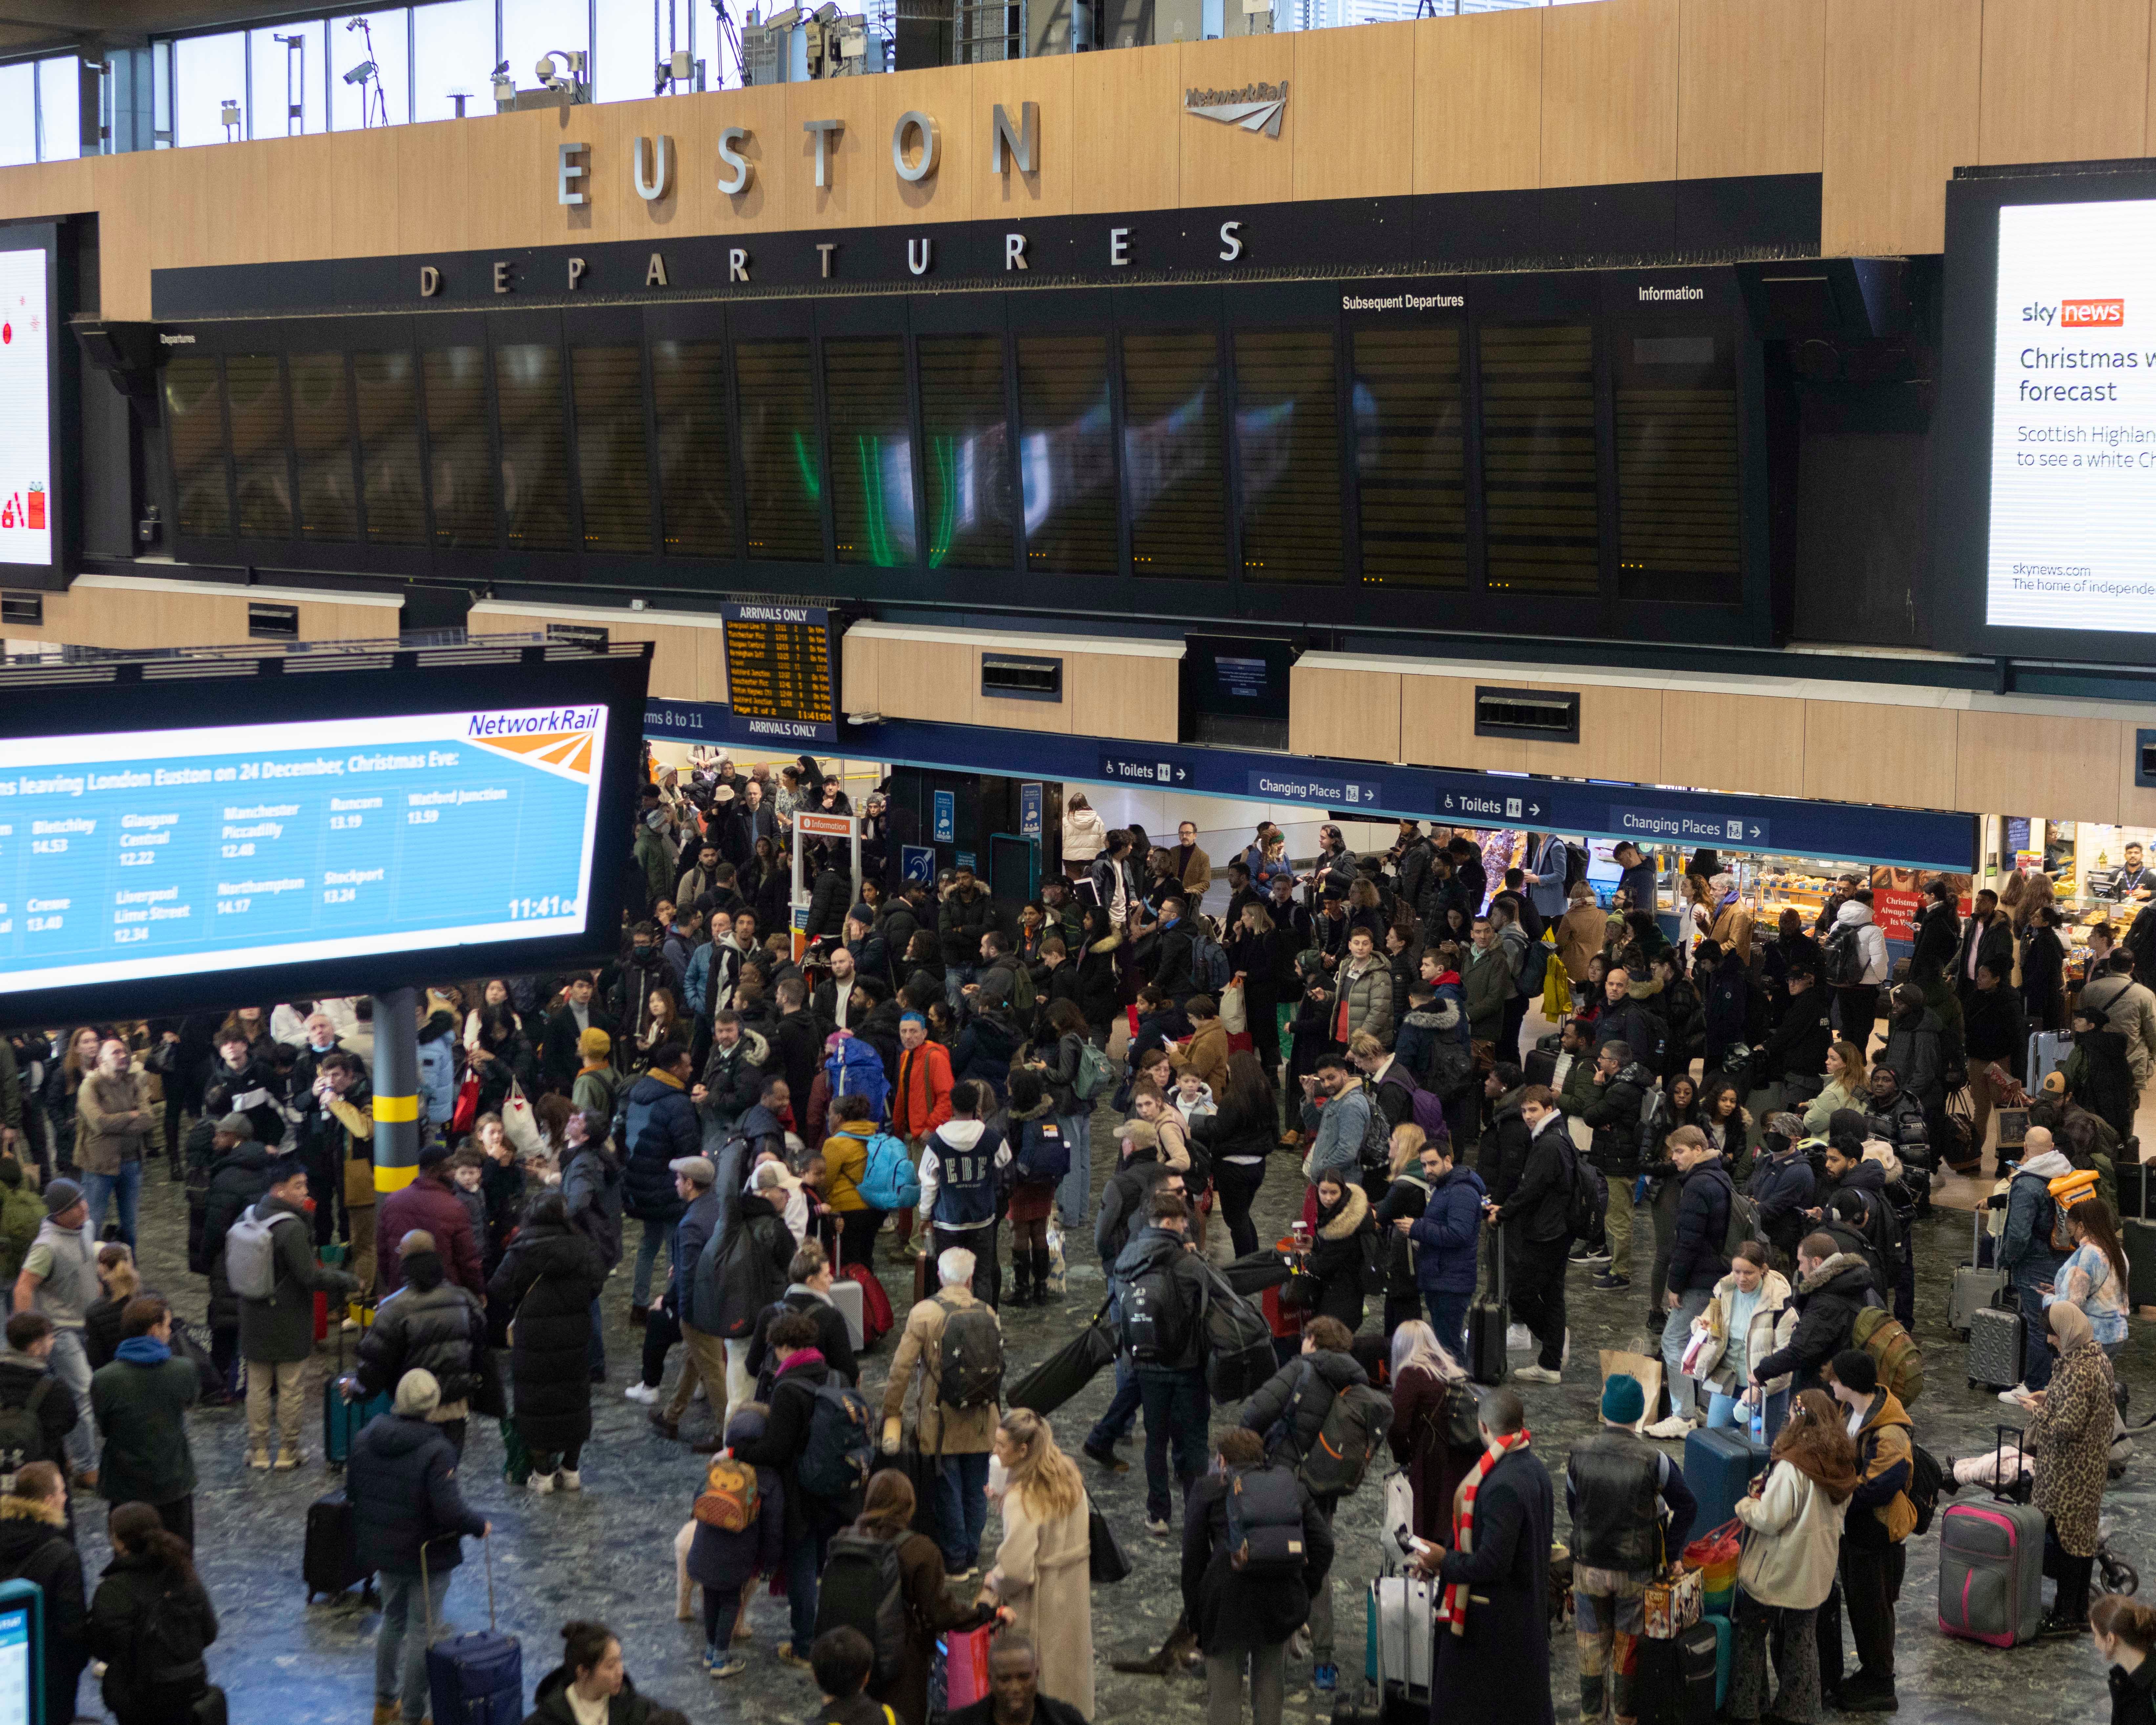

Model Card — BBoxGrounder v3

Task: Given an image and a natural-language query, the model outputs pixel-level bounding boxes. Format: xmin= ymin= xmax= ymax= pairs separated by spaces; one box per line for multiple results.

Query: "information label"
xmin=720 ymin=603 xmax=837 ymax=742
xmin=933 ymin=789 xmax=955 ymax=844
xmin=0 ymin=705 xmax=607 ymax=994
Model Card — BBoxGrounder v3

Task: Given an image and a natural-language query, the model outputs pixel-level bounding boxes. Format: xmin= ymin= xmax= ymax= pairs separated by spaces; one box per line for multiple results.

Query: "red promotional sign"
xmin=1872 ymin=888 xmax=1921 ymax=943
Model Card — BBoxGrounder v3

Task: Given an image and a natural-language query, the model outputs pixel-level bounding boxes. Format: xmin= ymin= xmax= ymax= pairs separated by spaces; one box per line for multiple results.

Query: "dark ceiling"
xmin=0 ymin=0 xmax=325 ymax=60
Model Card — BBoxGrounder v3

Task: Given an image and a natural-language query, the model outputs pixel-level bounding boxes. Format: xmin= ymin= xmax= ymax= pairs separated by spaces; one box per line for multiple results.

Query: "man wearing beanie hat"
xmin=352 ymin=1229 xmax=484 ymax=1461
xmin=843 ymin=905 xmax=889 ymax=991
xmin=571 ymin=1026 xmax=620 ymax=1128
xmin=1825 ymin=1348 xmax=1914 ymax=1711
xmin=1748 ymin=1115 xmax=1816 ymax=1264
xmin=349 ymin=1367 xmax=490 ymax=1725
xmin=11 ymin=1181 xmax=98 ymax=1479
xmin=1566 ymin=1373 xmax=1699 ymax=1725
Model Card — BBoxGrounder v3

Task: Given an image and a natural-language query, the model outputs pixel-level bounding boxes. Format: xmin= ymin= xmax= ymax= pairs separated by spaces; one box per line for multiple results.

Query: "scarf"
xmin=1438 ymin=1428 xmax=1531 ymax=1635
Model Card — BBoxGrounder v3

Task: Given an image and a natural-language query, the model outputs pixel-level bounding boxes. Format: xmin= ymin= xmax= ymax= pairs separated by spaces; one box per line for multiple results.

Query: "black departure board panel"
xmin=353 ymin=350 xmax=425 ymax=546
xmin=1615 ymin=331 xmax=1740 ymax=604
xmin=164 ymin=355 xmax=231 ymax=539
xmin=290 ymin=351 xmax=357 ymax=542
xmin=227 ymin=353 xmax=292 ymax=541
xmin=1234 ymin=327 xmax=1341 ymax=584
xmin=424 ymin=345 xmax=495 ymax=549
xmin=721 ymin=601 xmax=838 ymax=744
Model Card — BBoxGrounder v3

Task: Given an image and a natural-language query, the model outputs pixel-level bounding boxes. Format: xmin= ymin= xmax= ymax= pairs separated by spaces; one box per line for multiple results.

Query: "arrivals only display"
xmin=1988 ymin=196 xmax=2156 ymax=633
xmin=0 ymin=703 xmax=609 ymax=997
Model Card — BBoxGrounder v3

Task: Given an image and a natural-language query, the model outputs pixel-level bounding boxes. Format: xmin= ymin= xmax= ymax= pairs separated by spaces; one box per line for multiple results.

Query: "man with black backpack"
xmin=1110 ymin=1189 xmax=1212 ymax=1541
xmin=1493 ymin=1085 xmax=1575 ymax=1387
xmin=1183 ymin=1425 xmax=1333 ymax=1725
xmin=878 ymin=1245 xmax=1005 ymax=1579
xmin=1236 ymin=1314 xmax=1393 ymax=1694
xmin=0 ymin=1313 xmax=77 ymax=1501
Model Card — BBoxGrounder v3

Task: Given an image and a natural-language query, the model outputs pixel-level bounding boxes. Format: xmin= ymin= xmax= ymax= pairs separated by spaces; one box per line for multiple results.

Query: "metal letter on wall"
xmin=567 ymin=257 xmax=586 ymax=290
xmin=989 ymin=101 xmax=1037 ymax=175
xmin=892 ymin=111 xmax=939 ymax=184
xmin=646 ymin=252 xmax=669 ymax=287
xmin=717 ymin=126 xmax=755 ymax=196
xmin=803 ymin=118 xmax=844 ymax=190
xmin=418 ymin=265 xmax=440 ymax=296
xmin=557 ymin=141 xmax=588 ymax=206
xmin=1219 ymin=221 xmax=1243 ymax=261
xmin=1005 ymin=233 xmax=1027 ymax=271
xmin=729 ymin=247 xmax=751 ymax=282
xmin=908 ymin=236 xmax=932 ymax=276
xmin=633 ymin=133 xmax=674 ymax=202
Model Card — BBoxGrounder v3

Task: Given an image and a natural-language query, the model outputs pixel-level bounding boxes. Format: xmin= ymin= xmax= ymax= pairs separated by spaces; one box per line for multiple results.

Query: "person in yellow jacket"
xmin=316 ymin=1052 xmax=377 ymax=1303
xmin=1825 ymin=1348 xmax=1915 ymax=1713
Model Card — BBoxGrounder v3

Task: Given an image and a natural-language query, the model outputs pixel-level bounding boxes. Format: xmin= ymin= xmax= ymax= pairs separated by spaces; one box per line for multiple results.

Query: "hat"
xmin=1830 ymin=1348 xmax=1877 ymax=1394
xmin=217 ymin=1112 xmax=255 ymax=1139
xmin=1601 ymin=1374 xmax=1646 ymax=1426
xmin=41 ymin=1179 xmax=81 ymax=1217
xmin=847 ymin=904 xmax=874 ymax=926
xmin=580 ymin=1026 xmax=613 ymax=1059
xmin=711 ymin=785 xmax=736 ymax=804
xmin=393 ymin=1369 xmax=442 ymax=1418
xmin=669 ymin=1155 xmax=715 ymax=1186
xmin=2041 ymin=1070 xmax=2068 ymax=1096
xmin=397 ymin=1229 xmax=438 ymax=1259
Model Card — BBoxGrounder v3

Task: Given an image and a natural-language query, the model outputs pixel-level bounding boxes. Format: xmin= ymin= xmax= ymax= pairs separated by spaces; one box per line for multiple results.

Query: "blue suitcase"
xmin=423 ymin=1539 xmax=522 ymax=1725
xmin=1682 ymin=1426 xmax=1769 ymax=1544
xmin=1709 ymin=1610 xmax=1732 ymax=1711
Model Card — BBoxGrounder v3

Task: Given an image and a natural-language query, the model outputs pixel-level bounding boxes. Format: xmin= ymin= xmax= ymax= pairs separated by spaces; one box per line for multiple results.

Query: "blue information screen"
xmin=0 ymin=703 xmax=609 ymax=996
xmin=0 ymin=1604 xmax=28 ymax=1725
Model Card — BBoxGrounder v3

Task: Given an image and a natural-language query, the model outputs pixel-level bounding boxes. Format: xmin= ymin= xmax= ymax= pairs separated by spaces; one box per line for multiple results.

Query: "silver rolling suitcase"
xmin=1947 ymin=1204 xmax=2004 ymax=1338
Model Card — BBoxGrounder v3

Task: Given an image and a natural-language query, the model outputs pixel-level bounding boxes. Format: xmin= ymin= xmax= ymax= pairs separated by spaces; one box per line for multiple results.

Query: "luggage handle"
xmin=1991 ymin=1423 xmax=2021 ymax=1506
xmin=419 ymin=1528 xmax=494 ymax=1647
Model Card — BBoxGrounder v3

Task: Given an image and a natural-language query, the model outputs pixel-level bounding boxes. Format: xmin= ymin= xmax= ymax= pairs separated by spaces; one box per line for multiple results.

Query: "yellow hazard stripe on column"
xmin=374 ymin=1164 xmax=417 ymax=1193
xmin=374 ymin=1093 xmax=419 ymax=1123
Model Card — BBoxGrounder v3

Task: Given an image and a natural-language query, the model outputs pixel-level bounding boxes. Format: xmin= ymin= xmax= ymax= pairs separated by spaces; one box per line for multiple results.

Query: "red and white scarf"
xmin=1437 ymin=1428 xmax=1532 ymax=1635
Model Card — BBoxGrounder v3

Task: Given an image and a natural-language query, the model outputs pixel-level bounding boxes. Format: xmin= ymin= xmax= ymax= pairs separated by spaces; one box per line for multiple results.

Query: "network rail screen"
xmin=0 ymin=704 xmax=609 ymax=994
xmin=1989 ymin=196 xmax=2156 ymax=632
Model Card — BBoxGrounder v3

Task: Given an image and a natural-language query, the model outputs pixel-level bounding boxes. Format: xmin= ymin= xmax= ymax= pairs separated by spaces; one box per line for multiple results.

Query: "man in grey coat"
xmin=238 ymin=1159 xmax=358 ymax=1470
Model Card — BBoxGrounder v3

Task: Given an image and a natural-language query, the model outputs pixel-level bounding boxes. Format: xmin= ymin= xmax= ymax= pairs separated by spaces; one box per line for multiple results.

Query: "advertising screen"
xmin=0 ymin=650 xmax=648 ymax=1028
xmin=0 ymin=248 xmax=51 ymax=571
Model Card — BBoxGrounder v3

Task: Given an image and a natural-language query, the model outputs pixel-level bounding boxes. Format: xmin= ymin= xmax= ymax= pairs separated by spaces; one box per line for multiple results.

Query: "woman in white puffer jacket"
xmin=1061 ymin=792 xmax=1108 ymax=872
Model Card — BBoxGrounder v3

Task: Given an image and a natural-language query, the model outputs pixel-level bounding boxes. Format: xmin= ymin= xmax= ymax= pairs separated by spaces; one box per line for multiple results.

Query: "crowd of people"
xmin=0 ymin=753 xmax=2148 ymax=1725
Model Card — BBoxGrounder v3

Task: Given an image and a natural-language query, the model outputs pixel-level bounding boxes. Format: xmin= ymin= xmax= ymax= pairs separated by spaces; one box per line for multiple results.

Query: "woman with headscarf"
xmin=1709 ymin=872 xmax=1755 ymax=966
xmin=1727 ymin=1388 xmax=1858 ymax=1725
xmin=2029 ymin=1299 xmax=2119 ymax=1637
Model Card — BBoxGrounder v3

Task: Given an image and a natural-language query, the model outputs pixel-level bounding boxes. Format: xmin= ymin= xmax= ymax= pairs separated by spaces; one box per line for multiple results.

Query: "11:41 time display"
xmin=507 ymin=895 xmax=577 ymax=919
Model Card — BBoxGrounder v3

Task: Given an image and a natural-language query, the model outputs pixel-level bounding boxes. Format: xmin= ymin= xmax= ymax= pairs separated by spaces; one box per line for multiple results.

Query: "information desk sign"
xmin=720 ymin=604 xmax=837 ymax=744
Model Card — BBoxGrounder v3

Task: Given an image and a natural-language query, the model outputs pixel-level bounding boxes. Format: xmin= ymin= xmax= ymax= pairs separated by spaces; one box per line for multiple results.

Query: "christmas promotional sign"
xmin=0 ymin=247 xmax=52 ymax=570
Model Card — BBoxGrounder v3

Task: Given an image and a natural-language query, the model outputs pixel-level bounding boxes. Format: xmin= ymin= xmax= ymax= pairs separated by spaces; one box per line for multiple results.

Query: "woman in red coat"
xmin=1387 ymin=1319 xmax=1485 ymax=1543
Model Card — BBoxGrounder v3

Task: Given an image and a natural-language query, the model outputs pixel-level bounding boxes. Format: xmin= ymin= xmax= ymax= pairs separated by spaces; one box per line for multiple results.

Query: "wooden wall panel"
xmin=93 ymin=155 xmax=155 ymax=321
xmin=973 ymin=56 xmax=1077 ymax=219
xmin=2117 ymin=722 xmax=2156 ymax=829
xmin=1821 ymin=0 xmax=1980 ymax=254
xmin=1180 ymin=36 xmax=1297 ymax=209
xmin=1676 ymin=0 xmax=1826 ymax=180
xmin=1291 ymin=664 xmax=1402 ymax=764
xmin=1412 ymin=11 xmax=1543 ymax=194
xmin=1803 ymin=698 xmax=1957 ymax=808
xmin=1070 ymin=653 xmax=1179 ymax=743
xmin=1525 ymin=681 xmax=1663 ymax=782
xmin=1543 ymin=0 xmax=1680 ymax=187
xmin=841 ymin=631 xmax=880 ymax=717
xmin=708 ymin=84 xmax=796 ymax=234
xmin=872 ymin=639 xmax=974 ymax=723
xmin=1070 ymin=40 xmax=1181 ymax=215
xmin=1661 ymin=689 xmax=1808 ymax=799
xmin=877 ymin=63 xmax=977 ymax=226
xmin=1957 ymin=708 xmax=2122 ymax=824
xmin=1398 ymin=674 xmax=1528 ymax=774
xmin=1293 ymin=23 xmax=1414 ymax=202
xmin=1978 ymin=0 xmax=2148 ymax=165
xmin=787 ymin=78 xmax=883 ymax=230
xmin=319 ymin=129 xmax=402 ymax=262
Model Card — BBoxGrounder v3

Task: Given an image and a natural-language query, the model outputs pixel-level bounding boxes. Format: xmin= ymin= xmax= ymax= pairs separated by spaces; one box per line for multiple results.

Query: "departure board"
xmin=721 ymin=603 xmax=838 ymax=744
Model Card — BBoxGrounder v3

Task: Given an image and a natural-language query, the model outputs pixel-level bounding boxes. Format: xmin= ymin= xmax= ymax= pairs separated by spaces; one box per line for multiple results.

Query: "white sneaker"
xmin=340 ymin=1317 xmax=359 ymax=1333
xmin=1998 ymin=1385 xmax=2034 ymax=1407
xmin=623 ymin=1383 xmax=659 ymax=1405
xmin=1514 ymin=1365 xmax=1563 ymax=1385
xmin=559 ymin=1468 xmax=582 ymax=1492
xmin=528 ymin=1470 xmax=556 ymax=1495
xmin=1506 ymin=1325 xmax=1533 ymax=1352
xmin=1644 ymin=1415 xmax=1695 ymax=1440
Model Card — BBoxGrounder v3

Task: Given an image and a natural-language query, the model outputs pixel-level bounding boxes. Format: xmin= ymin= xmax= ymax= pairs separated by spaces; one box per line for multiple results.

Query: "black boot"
xmin=1010 ymin=1258 xmax=1033 ymax=1307
xmin=1032 ymin=1246 xmax=1055 ymax=1305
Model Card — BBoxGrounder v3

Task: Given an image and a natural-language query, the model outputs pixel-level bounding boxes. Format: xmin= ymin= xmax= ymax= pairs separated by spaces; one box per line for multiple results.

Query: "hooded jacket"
xmin=1501 ymin=1108 xmax=1574 ymax=1244
xmin=1733 ymin=1455 xmax=1847 ymax=1609
xmin=1830 ymin=898 xmax=1891 ymax=987
xmin=916 ymin=1118 xmax=1011 ymax=1229
xmin=487 ymin=1217 xmax=605 ymax=1455
xmin=1238 ymin=1346 xmax=1372 ymax=1472
xmin=1594 ymin=996 xmax=1668 ymax=1076
xmin=1476 ymin=1085 xmax=1529 ymax=1203
xmin=1307 ymin=1182 xmax=1375 ymax=1327
xmin=1845 ymin=1390 xmax=1916 ymax=1546
xmin=700 ymin=1027 xmax=772 ymax=1127
xmin=1689 ymin=1266 xmax=1797 ymax=1397
xmin=1878 ymin=1003 xmax=1946 ymax=1112
xmin=1408 ymin=1164 xmax=1486 ymax=1295
xmin=89 ymin=1339 xmax=199 ymax=1507
xmin=0 ymin=1490 xmax=83 ymax=1711
xmin=1747 ymin=1143 xmax=1816 ymax=1253
xmin=1749 ymin=1252 xmax=1877 ymax=1395
xmin=1667 ymin=1154 xmax=1734 ymax=1293
xmin=376 ymin=1170 xmax=485 ymax=1299
xmin=355 ymin=1252 xmax=486 ymax=1408
xmin=620 ymin=1068 xmax=700 ymax=1226
xmin=1823 ymin=1154 xmax=1901 ymax=1277
xmin=748 ymin=1282 xmax=857 ymax=1390
xmin=1583 ymin=1061 xmax=1653 ymax=1177
xmin=347 ymin=1409 xmax=488 ymax=1576
xmin=2001 ymin=1146 xmax=2074 ymax=1280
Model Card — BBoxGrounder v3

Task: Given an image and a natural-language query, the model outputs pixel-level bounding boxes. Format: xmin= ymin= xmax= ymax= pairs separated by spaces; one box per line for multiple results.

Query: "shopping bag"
xmin=1682 ymin=1520 xmax=1743 ymax=1614
xmin=1679 ymin=1327 xmax=1714 ymax=1379
xmin=1044 ymin=1221 xmax=1068 ymax=1296
xmin=450 ymin=1072 xmax=479 ymax=1139
xmin=1643 ymin=1563 xmax=1703 ymax=1640
xmin=1220 ymin=980 xmax=1249 ymax=1035
xmin=1541 ymin=948 xmax=1573 ymax=1021
xmin=1599 ymin=1348 xmax=1664 ymax=1434
xmin=502 ymin=1078 xmax=543 ymax=1159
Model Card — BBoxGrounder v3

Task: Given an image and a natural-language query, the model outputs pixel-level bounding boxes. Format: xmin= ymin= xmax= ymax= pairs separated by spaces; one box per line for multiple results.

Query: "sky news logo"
xmin=2062 ymin=299 xmax=2126 ymax=327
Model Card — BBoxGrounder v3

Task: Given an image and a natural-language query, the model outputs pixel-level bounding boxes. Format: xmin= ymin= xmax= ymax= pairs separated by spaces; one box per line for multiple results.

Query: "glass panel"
xmin=0 ymin=66 xmax=32 ymax=167
xmin=1016 ymin=333 xmax=1116 ymax=575
xmin=1234 ymin=327 xmax=1341 ymax=584
xmin=36 ymin=58 xmax=80 ymax=161
xmin=248 ymin=23 xmax=327 ymax=137
xmin=290 ymin=351 xmax=358 ymax=542
xmin=1479 ymin=323 xmax=1598 ymax=597
xmin=502 ymin=0 xmax=589 ymax=96
xmin=735 ymin=338 xmax=822 ymax=563
xmin=596 ymin=0 xmax=697 ymax=102
xmin=226 ymin=354 xmax=292 ymax=540
xmin=412 ymin=0 xmax=495 ymax=121
xmin=1352 ymin=325 xmax=1466 ymax=589
xmin=423 ymin=344 xmax=495 ymax=548
xmin=330 ymin=10 xmax=410 ymax=130
xmin=163 ymin=355 xmax=230 ymax=538
xmin=1121 ymin=329 xmax=1227 ymax=580
xmin=352 ymin=349 xmax=425 ymax=544
xmin=825 ymin=336 xmax=914 ymax=568
xmin=572 ymin=345 xmax=652 ymax=554
xmin=496 ymin=340 xmax=573 ymax=551
xmin=652 ymin=338 xmax=732 ymax=555
xmin=919 ymin=333 xmax=1010 ymax=571
xmin=173 ymin=32 xmax=246 ymax=148
xmin=1616 ymin=332 xmax=1740 ymax=604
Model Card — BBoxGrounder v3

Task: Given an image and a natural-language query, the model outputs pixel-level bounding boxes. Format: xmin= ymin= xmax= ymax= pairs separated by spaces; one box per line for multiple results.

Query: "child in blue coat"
xmin=688 ymin=1406 xmax=787 ymax=1679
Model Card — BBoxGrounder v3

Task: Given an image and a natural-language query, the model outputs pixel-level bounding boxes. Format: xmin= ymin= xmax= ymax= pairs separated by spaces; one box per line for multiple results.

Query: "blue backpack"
xmin=854 ymin=1131 xmax=920 ymax=1212
xmin=825 ymin=1035 xmax=890 ymax=1124
xmin=1190 ymin=928 xmax=1231 ymax=995
xmin=1014 ymin=1117 xmax=1071 ymax=1186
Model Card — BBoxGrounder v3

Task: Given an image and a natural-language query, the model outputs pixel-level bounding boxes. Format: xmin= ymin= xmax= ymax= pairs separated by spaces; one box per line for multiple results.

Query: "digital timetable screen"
xmin=721 ymin=602 xmax=837 ymax=744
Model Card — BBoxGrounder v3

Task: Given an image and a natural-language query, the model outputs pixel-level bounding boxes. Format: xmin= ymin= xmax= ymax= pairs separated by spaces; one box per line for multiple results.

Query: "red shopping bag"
xmin=941 ymin=1624 xmax=994 ymax=1712
xmin=450 ymin=1072 xmax=480 ymax=1138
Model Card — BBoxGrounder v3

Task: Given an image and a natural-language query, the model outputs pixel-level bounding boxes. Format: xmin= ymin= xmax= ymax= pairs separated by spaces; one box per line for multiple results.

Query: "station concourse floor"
xmin=102 ymin=1089 xmax=2150 ymax=1725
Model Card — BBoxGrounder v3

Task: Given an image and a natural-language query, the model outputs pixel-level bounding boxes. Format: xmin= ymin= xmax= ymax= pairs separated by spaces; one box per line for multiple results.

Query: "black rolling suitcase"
xmin=304 ymin=1490 xmax=373 ymax=1603
xmin=1468 ymin=1233 xmax=1508 ymax=1385
xmin=1635 ymin=1618 xmax=1718 ymax=1725
xmin=2127 ymin=1218 xmax=2156 ymax=1307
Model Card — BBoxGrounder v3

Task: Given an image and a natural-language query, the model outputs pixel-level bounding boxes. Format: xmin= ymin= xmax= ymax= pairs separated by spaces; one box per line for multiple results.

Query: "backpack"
xmin=223 ymin=1204 xmax=298 ymax=1302
xmin=936 ymin=1303 xmax=1005 ymax=1409
xmin=693 ymin=1455 xmax=761 ymax=1532
xmin=798 ymin=1381 xmax=876 ymax=1499
xmin=1521 ymin=938 xmax=1549 ymax=995
xmin=139 ymin=1577 xmax=211 ymax=1691
xmin=1072 ymin=1039 xmax=1116 ymax=1103
xmin=1197 ymin=1264 xmax=1276 ymax=1401
xmin=814 ymin=1531 xmax=908 ymax=1685
xmin=1907 ymin=1441 xmax=1944 ymax=1535
xmin=0 ymin=1378 xmax=53 ymax=1495
xmin=1191 ymin=928 xmax=1231 ymax=995
xmin=1850 ymin=1305 xmax=1925 ymax=1406
xmin=854 ymin=1132 xmax=921 ymax=1213
xmin=709 ymin=1217 xmax=790 ymax=1340
xmin=1015 ymin=1119 xmax=1071 ymax=1187
xmin=1120 ymin=1252 xmax=1190 ymax=1364
xmin=825 ymin=1037 xmax=890 ymax=1124
xmin=1636 ymin=1085 xmax=1672 ymax=1162
xmin=1298 ymin=1379 xmax=1393 ymax=1497
xmin=1723 ymin=1192 xmax=1766 ymax=1260
xmin=1357 ymin=1094 xmax=1396 ymax=1176
xmin=1560 ymin=1142 xmax=1607 ymax=1244
xmin=1823 ymin=922 xmax=1864 ymax=987
xmin=1225 ymin=1467 xmax=1308 ymax=1576
xmin=1379 ymin=1069 xmax=1450 ymax=1147
xmin=1425 ymin=1038 xmax=1475 ymax=1104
